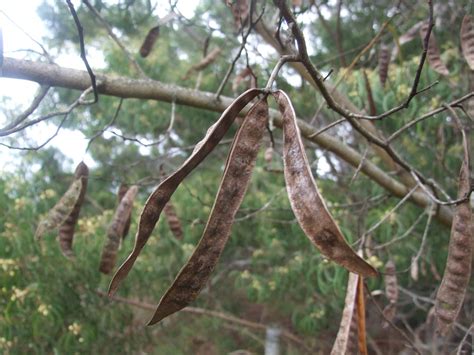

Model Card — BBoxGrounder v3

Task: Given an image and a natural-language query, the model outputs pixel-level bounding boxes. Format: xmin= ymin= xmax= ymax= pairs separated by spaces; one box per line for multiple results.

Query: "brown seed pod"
xmin=435 ymin=139 xmax=472 ymax=335
xmin=148 ymin=98 xmax=268 ymax=325
xmin=382 ymin=259 xmax=398 ymax=326
xmin=363 ymin=70 xmax=377 ymax=116
xmin=139 ymin=26 xmax=160 ymax=58
xmin=420 ymin=23 xmax=450 ymax=76
xmin=58 ymin=162 xmax=89 ymax=259
xmin=273 ymin=90 xmax=377 ymax=277
xmin=163 ymin=201 xmax=183 ymax=240
xmin=356 ymin=276 xmax=368 ymax=355
xmin=117 ymin=184 xmax=132 ymax=239
xmin=461 ymin=15 xmax=474 ymax=70
xmin=331 ymin=272 xmax=359 ymax=355
xmin=228 ymin=0 xmax=249 ymax=30
xmin=191 ymin=47 xmax=222 ymax=72
xmin=99 ymin=186 xmax=138 ymax=275
xmin=378 ymin=45 xmax=390 ymax=87
xmin=108 ymin=88 xmax=262 ymax=296
xmin=35 ymin=178 xmax=83 ymax=241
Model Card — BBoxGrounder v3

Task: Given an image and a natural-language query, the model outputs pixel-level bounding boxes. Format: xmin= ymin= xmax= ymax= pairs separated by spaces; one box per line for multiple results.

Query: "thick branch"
xmin=1 ymin=57 xmax=453 ymax=226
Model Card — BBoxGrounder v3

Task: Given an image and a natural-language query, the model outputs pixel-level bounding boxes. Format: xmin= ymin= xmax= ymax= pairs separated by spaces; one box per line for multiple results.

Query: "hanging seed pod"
xmin=410 ymin=256 xmax=419 ymax=281
xmin=35 ymin=179 xmax=83 ymax=241
xmin=163 ymin=201 xmax=183 ymax=240
xmin=264 ymin=146 xmax=273 ymax=164
xmin=149 ymin=98 xmax=268 ymax=325
xmin=420 ymin=22 xmax=450 ymax=76
xmin=378 ymin=45 xmax=390 ymax=87
xmin=273 ymin=90 xmax=377 ymax=277
xmin=58 ymin=162 xmax=89 ymax=259
xmin=108 ymin=88 xmax=262 ymax=296
xmin=117 ymin=184 xmax=132 ymax=239
xmin=356 ymin=276 xmax=368 ymax=355
xmin=382 ymin=260 xmax=398 ymax=327
xmin=99 ymin=186 xmax=138 ymax=275
xmin=232 ymin=67 xmax=253 ymax=93
xmin=435 ymin=135 xmax=472 ymax=336
xmin=139 ymin=26 xmax=160 ymax=58
xmin=461 ymin=15 xmax=474 ymax=70
xmin=228 ymin=0 xmax=249 ymax=30
xmin=331 ymin=272 xmax=359 ymax=355
xmin=190 ymin=48 xmax=222 ymax=72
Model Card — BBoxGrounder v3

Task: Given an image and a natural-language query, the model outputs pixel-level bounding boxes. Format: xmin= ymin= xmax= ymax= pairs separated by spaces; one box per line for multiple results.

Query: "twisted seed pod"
xmin=99 ymin=186 xmax=138 ymax=275
xmin=163 ymin=201 xmax=183 ymax=240
xmin=58 ymin=162 xmax=89 ymax=259
xmin=149 ymin=98 xmax=268 ymax=325
xmin=273 ymin=90 xmax=377 ymax=277
xmin=420 ymin=23 xmax=449 ymax=76
xmin=139 ymin=26 xmax=160 ymax=58
xmin=435 ymin=141 xmax=472 ymax=335
xmin=108 ymin=88 xmax=262 ymax=296
xmin=331 ymin=272 xmax=359 ymax=355
xmin=117 ymin=184 xmax=132 ymax=239
xmin=382 ymin=259 xmax=398 ymax=325
xmin=378 ymin=45 xmax=390 ymax=87
xmin=461 ymin=15 xmax=474 ymax=70
xmin=35 ymin=179 xmax=83 ymax=241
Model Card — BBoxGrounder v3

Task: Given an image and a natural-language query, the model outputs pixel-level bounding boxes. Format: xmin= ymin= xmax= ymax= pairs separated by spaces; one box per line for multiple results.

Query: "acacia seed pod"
xmin=273 ymin=90 xmax=377 ymax=277
xmin=99 ymin=186 xmax=138 ymax=275
xmin=108 ymin=88 xmax=262 ymax=296
xmin=461 ymin=15 xmax=474 ymax=70
xmin=148 ymin=98 xmax=269 ymax=325
xmin=420 ymin=23 xmax=449 ymax=76
xmin=117 ymin=184 xmax=132 ymax=239
xmin=139 ymin=26 xmax=160 ymax=58
xmin=382 ymin=259 xmax=398 ymax=325
xmin=378 ymin=45 xmax=390 ymax=87
xmin=163 ymin=201 xmax=183 ymax=240
xmin=35 ymin=179 xmax=83 ymax=241
xmin=58 ymin=162 xmax=89 ymax=259
xmin=356 ymin=276 xmax=368 ymax=355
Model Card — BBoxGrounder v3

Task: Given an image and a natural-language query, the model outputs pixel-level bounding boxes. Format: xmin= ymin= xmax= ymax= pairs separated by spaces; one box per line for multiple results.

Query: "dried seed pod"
xmin=191 ymin=47 xmax=222 ymax=72
xmin=435 ymin=140 xmax=472 ymax=335
xmin=99 ymin=186 xmax=138 ymax=275
xmin=378 ymin=45 xmax=390 ymax=87
xmin=117 ymin=184 xmax=132 ymax=239
xmin=461 ymin=15 xmax=474 ymax=70
xmin=108 ymin=88 xmax=262 ymax=296
xmin=163 ymin=201 xmax=183 ymax=240
xmin=58 ymin=162 xmax=89 ymax=259
xmin=420 ymin=23 xmax=449 ymax=76
xmin=35 ymin=179 xmax=83 ymax=241
xmin=264 ymin=146 xmax=273 ymax=164
xmin=356 ymin=276 xmax=368 ymax=355
xmin=149 ymin=98 xmax=268 ymax=325
xmin=273 ymin=90 xmax=377 ymax=277
xmin=229 ymin=0 xmax=249 ymax=30
xmin=382 ymin=259 xmax=398 ymax=326
xmin=410 ymin=256 xmax=419 ymax=281
xmin=331 ymin=272 xmax=359 ymax=355
xmin=139 ymin=26 xmax=160 ymax=58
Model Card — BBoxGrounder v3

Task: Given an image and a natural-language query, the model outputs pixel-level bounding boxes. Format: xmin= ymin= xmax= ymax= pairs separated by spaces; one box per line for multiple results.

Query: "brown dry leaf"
xmin=273 ymin=90 xmax=377 ymax=277
xmin=461 ymin=15 xmax=474 ymax=70
xmin=117 ymin=184 xmax=132 ymax=239
xmin=378 ymin=45 xmax=390 ymax=87
xmin=139 ymin=26 xmax=160 ymax=58
xmin=163 ymin=201 xmax=183 ymax=240
xmin=435 ymin=132 xmax=472 ymax=336
xmin=382 ymin=259 xmax=398 ymax=326
xmin=35 ymin=178 xmax=83 ymax=241
xmin=356 ymin=276 xmax=368 ymax=355
xmin=420 ymin=23 xmax=450 ymax=76
xmin=108 ymin=88 xmax=262 ymax=296
xmin=331 ymin=272 xmax=359 ymax=355
xmin=148 ymin=97 xmax=268 ymax=325
xmin=99 ymin=186 xmax=138 ymax=275
xmin=58 ymin=162 xmax=89 ymax=259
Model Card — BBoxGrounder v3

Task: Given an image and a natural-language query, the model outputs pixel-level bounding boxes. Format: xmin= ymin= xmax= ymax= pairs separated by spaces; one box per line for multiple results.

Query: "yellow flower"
xmin=38 ymin=304 xmax=50 ymax=316
xmin=68 ymin=322 xmax=81 ymax=335
xmin=251 ymin=279 xmax=262 ymax=291
xmin=40 ymin=189 xmax=56 ymax=200
xmin=252 ymin=249 xmax=264 ymax=258
xmin=268 ymin=280 xmax=277 ymax=291
xmin=10 ymin=287 xmax=28 ymax=302
xmin=240 ymin=270 xmax=251 ymax=280
xmin=368 ymin=255 xmax=383 ymax=269
xmin=14 ymin=197 xmax=28 ymax=211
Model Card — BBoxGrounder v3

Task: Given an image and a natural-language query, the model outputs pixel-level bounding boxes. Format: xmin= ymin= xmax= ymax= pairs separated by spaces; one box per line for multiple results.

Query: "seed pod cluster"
xmin=139 ymin=26 xmax=160 ymax=58
xmin=99 ymin=186 xmax=138 ymax=275
xmin=435 ymin=138 xmax=472 ymax=335
xmin=461 ymin=15 xmax=474 ymax=70
xmin=420 ymin=23 xmax=449 ymax=76
xmin=58 ymin=162 xmax=89 ymax=259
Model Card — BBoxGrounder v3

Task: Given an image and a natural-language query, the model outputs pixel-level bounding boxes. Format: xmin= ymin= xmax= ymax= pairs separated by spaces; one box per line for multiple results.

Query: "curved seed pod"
xmin=99 ymin=186 xmax=139 ymax=275
xmin=331 ymin=272 xmax=359 ymax=355
xmin=108 ymin=88 xmax=262 ymax=295
xmin=191 ymin=48 xmax=222 ymax=72
xmin=163 ymin=201 xmax=183 ymax=240
xmin=461 ymin=15 xmax=474 ymax=70
xmin=139 ymin=26 xmax=160 ymax=58
xmin=382 ymin=259 xmax=398 ymax=326
xmin=420 ymin=23 xmax=449 ymax=76
xmin=117 ymin=184 xmax=132 ymax=239
xmin=273 ymin=90 xmax=377 ymax=277
xmin=35 ymin=179 xmax=83 ymax=241
xmin=435 ymin=141 xmax=472 ymax=335
xmin=148 ymin=98 xmax=268 ymax=325
xmin=378 ymin=45 xmax=390 ymax=87
xmin=58 ymin=162 xmax=89 ymax=259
